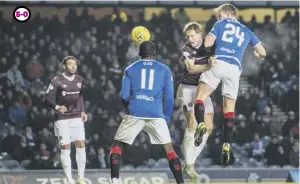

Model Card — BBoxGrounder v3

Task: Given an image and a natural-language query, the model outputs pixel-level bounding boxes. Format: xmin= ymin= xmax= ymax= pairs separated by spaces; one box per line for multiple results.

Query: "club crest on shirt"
xmin=62 ymin=84 xmax=67 ymax=88
xmin=77 ymin=83 xmax=82 ymax=88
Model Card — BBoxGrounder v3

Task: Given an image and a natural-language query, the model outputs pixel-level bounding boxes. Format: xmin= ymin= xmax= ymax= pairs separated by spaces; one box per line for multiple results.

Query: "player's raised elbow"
xmin=204 ymin=34 xmax=215 ymax=48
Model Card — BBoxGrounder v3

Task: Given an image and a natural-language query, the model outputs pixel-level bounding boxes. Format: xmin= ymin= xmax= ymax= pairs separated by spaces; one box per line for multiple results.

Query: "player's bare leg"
xmin=182 ymin=111 xmax=200 ymax=181
xmin=191 ymin=113 xmax=214 ymax=163
xmin=194 ymin=82 xmax=214 ymax=146
xmin=109 ymin=141 xmax=125 ymax=184
xmin=220 ymin=97 xmax=236 ymax=165
xmin=163 ymin=143 xmax=184 ymax=184
xmin=61 ymin=144 xmax=74 ymax=184
xmin=75 ymin=140 xmax=87 ymax=184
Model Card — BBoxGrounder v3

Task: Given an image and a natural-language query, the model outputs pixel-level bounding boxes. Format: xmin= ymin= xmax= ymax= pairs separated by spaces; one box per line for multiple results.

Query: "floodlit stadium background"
xmin=0 ymin=1 xmax=298 ymax=183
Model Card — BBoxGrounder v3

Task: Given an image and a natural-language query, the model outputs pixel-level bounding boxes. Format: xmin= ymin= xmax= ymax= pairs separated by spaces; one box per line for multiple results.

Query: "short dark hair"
xmin=215 ymin=3 xmax=237 ymax=16
xmin=139 ymin=41 xmax=155 ymax=58
xmin=62 ymin=56 xmax=77 ymax=65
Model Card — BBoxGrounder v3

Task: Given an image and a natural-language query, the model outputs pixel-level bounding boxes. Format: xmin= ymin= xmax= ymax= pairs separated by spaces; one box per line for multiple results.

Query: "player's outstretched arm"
xmin=184 ymin=57 xmax=212 ymax=74
xmin=163 ymin=68 xmax=175 ymax=124
xmin=120 ymin=70 xmax=131 ymax=109
xmin=205 ymin=21 xmax=220 ymax=49
xmin=204 ymin=34 xmax=216 ymax=49
xmin=254 ymin=43 xmax=267 ymax=60
xmin=250 ymin=32 xmax=266 ymax=60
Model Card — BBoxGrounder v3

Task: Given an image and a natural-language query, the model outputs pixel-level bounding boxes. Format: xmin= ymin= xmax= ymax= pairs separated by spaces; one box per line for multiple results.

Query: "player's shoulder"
xmin=124 ymin=60 xmax=142 ymax=72
xmin=51 ymin=74 xmax=62 ymax=83
xmin=155 ymin=62 xmax=171 ymax=75
xmin=75 ymin=74 xmax=84 ymax=81
xmin=215 ymin=19 xmax=226 ymax=25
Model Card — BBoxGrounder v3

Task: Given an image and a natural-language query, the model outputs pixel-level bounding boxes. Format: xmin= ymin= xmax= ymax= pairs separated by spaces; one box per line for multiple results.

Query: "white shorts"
xmin=114 ymin=115 xmax=172 ymax=145
xmin=54 ymin=118 xmax=85 ymax=145
xmin=176 ymin=84 xmax=214 ymax=113
xmin=200 ymin=60 xmax=241 ymax=100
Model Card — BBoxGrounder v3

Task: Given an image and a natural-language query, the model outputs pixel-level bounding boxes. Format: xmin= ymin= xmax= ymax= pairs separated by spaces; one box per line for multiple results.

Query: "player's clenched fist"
xmin=81 ymin=112 xmax=88 ymax=123
xmin=208 ymin=56 xmax=216 ymax=68
xmin=56 ymin=105 xmax=67 ymax=113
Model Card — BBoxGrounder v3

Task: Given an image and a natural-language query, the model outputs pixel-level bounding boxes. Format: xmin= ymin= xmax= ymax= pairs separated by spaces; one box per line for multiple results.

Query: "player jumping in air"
xmin=110 ymin=41 xmax=184 ymax=184
xmin=45 ymin=56 xmax=88 ymax=184
xmin=193 ymin=4 xmax=266 ymax=164
xmin=177 ymin=22 xmax=216 ymax=181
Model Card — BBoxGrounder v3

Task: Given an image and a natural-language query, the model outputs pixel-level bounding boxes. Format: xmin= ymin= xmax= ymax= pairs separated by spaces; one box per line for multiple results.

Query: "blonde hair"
xmin=214 ymin=3 xmax=237 ymax=16
xmin=183 ymin=22 xmax=202 ymax=34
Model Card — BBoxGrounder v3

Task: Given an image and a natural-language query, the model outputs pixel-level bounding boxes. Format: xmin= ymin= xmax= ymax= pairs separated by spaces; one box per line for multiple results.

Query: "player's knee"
xmin=75 ymin=140 xmax=85 ymax=148
xmin=223 ymin=98 xmax=236 ymax=113
xmin=196 ymin=82 xmax=212 ymax=100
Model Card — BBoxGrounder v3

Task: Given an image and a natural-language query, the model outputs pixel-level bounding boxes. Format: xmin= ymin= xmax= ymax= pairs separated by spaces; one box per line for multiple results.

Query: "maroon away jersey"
xmin=45 ymin=74 xmax=84 ymax=120
xmin=179 ymin=38 xmax=214 ymax=86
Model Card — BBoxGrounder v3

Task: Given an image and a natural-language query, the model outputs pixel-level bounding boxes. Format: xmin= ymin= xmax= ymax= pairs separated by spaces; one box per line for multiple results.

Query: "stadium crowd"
xmin=0 ymin=7 xmax=298 ymax=170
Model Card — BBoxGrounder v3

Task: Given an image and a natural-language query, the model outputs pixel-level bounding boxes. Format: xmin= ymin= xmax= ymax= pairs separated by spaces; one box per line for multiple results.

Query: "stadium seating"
xmin=0 ymin=7 xmax=298 ymax=170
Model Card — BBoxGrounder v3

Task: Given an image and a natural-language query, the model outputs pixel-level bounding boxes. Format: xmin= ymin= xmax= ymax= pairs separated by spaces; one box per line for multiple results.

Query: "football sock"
xmin=60 ymin=149 xmax=73 ymax=182
xmin=194 ymin=100 xmax=205 ymax=125
xmin=167 ymin=152 xmax=184 ymax=184
xmin=110 ymin=146 xmax=122 ymax=179
xmin=223 ymin=112 xmax=235 ymax=143
xmin=76 ymin=147 xmax=86 ymax=179
xmin=183 ymin=129 xmax=195 ymax=165
xmin=191 ymin=132 xmax=209 ymax=164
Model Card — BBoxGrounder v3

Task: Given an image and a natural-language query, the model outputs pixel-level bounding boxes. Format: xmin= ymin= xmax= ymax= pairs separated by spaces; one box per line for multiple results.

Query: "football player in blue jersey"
xmin=109 ymin=41 xmax=184 ymax=184
xmin=193 ymin=4 xmax=266 ymax=164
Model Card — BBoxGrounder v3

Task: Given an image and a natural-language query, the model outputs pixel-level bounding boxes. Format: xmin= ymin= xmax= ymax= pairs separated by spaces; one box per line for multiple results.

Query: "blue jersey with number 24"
xmin=120 ymin=59 xmax=174 ymax=123
xmin=209 ymin=18 xmax=261 ymax=70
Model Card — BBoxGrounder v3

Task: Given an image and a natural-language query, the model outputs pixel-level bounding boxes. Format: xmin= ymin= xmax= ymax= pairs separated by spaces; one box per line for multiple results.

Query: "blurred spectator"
xmin=97 ymin=147 xmax=107 ymax=169
xmin=3 ymin=126 xmax=21 ymax=156
xmin=26 ymin=60 xmax=45 ymax=80
xmin=289 ymin=142 xmax=299 ymax=167
xmin=86 ymin=146 xmax=98 ymax=169
xmin=8 ymin=101 xmax=27 ymax=127
xmin=33 ymin=143 xmax=52 ymax=169
xmin=0 ymin=6 xmax=297 ymax=170
xmin=282 ymin=111 xmax=298 ymax=137
xmin=233 ymin=120 xmax=252 ymax=145
xmin=25 ymin=126 xmax=36 ymax=150
xmin=251 ymin=133 xmax=264 ymax=161
xmin=236 ymin=92 xmax=254 ymax=117
xmin=256 ymin=91 xmax=268 ymax=114
xmin=6 ymin=64 xmax=25 ymax=87
xmin=264 ymin=136 xmax=288 ymax=166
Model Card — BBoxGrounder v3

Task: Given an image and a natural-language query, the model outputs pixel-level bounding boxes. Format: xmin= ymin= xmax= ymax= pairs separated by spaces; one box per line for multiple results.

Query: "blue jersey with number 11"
xmin=209 ymin=18 xmax=261 ymax=70
xmin=120 ymin=59 xmax=174 ymax=123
